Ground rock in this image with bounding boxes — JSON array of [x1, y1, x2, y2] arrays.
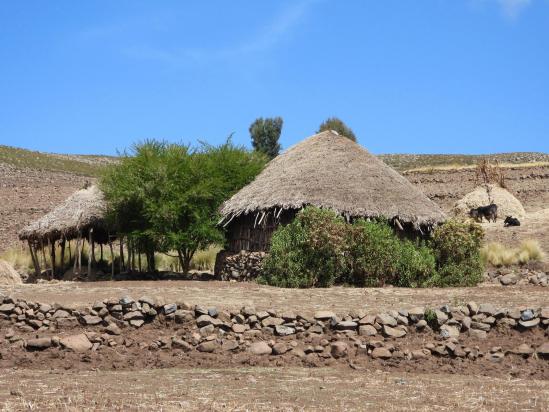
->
[[520, 309, 535, 321], [371, 347, 392, 359], [416, 319, 428, 329], [82, 315, 102, 326], [59, 334, 92, 352], [275, 325, 295, 336], [376, 313, 397, 327], [139, 296, 156, 307], [0, 303, 15, 313], [536, 342, 549, 357], [123, 311, 144, 321], [461, 317, 472, 331], [221, 340, 239, 351], [330, 341, 348, 358], [411, 349, 430, 359], [261, 317, 284, 327], [408, 307, 425, 322], [488, 352, 504, 363], [383, 325, 406, 338], [241, 306, 256, 317], [129, 319, 145, 328], [119, 296, 135, 305], [335, 321, 357, 331], [272, 342, 290, 355], [174, 310, 193, 323], [499, 274, 517, 285], [434, 309, 448, 325], [56, 317, 79, 328], [232, 324, 247, 333], [207, 308, 218, 318], [467, 302, 479, 315], [513, 343, 534, 356], [51, 309, 71, 319], [314, 311, 336, 321], [172, 338, 193, 352], [196, 315, 215, 327], [519, 318, 540, 328], [468, 329, 487, 339], [196, 341, 217, 353], [104, 323, 121, 335], [26, 337, 52, 350], [440, 325, 460, 339], [359, 325, 377, 336], [249, 341, 272, 355], [163, 303, 177, 315], [471, 322, 491, 332], [358, 314, 377, 325], [478, 304, 497, 316]]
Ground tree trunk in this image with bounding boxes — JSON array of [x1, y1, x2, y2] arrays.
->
[[100, 244, 103, 262], [49, 239, 56, 279], [138, 251, 142, 273], [60, 238, 66, 278], [108, 239, 114, 278], [119, 238, 125, 273], [88, 229, 93, 277]]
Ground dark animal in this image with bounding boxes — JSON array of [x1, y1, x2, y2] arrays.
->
[[469, 203, 498, 222], [504, 216, 520, 227]]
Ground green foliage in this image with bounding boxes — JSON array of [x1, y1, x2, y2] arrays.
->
[[424, 308, 438, 329], [101, 139, 266, 273], [427, 219, 484, 287], [346, 220, 436, 287], [261, 208, 347, 288], [317, 117, 357, 142], [249, 117, 283, 159]]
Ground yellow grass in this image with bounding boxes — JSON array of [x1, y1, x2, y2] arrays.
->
[[481, 240, 545, 267], [405, 161, 549, 174]]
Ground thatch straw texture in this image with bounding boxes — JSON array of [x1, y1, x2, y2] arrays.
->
[[452, 184, 526, 220], [220, 130, 446, 228], [18, 185, 107, 242]]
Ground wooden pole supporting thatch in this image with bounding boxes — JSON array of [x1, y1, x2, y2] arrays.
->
[[60, 238, 66, 277], [100, 244, 103, 262], [28, 240, 40, 277], [108, 236, 114, 278], [119, 238, 124, 273], [49, 239, 56, 279], [88, 228, 93, 277]]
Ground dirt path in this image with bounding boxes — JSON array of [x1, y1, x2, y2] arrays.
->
[[0, 367, 547, 411], [1, 281, 547, 315]]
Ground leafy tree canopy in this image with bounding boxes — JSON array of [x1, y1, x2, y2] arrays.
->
[[100, 139, 267, 273], [317, 117, 357, 142], [249, 117, 283, 159]]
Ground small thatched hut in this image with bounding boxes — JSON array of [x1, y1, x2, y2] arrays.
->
[[218, 130, 446, 258], [18, 184, 112, 277]]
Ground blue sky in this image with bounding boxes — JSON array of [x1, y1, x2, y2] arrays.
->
[[0, 0, 548, 155]]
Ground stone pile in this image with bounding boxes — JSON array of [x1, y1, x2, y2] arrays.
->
[[484, 268, 548, 287], [214, 250, 266, 281], [0, 294, 548, 362]]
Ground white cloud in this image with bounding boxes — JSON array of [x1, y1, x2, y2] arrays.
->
[[497, 0, 532, 19], [123, 0, 316, 67]]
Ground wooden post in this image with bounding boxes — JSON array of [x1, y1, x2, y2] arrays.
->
[[60, 238, 66, 277], [108, 237, 115, 278], [40, 240, 47, 275], [68, 239, 72, 263], [88, 228, 93, 277], [49, 239, 56, 279], [28, 240, 40, 277], [119, 237, 124, 273], [100, 244, 103, 262], [77, 231, 83, 275]]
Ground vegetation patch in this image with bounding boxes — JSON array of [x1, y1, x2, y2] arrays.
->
[[482, 240, 545, 267]]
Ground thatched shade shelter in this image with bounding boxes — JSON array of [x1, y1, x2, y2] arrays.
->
[[19, 185, 113, 277], [219, 130, 447, 252]]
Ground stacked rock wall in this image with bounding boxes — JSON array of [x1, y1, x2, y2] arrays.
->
[[214, 250, 266, 281]]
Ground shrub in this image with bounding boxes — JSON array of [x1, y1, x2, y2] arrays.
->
[[346, 220, 436, 287], [261, 207, 348, 288], [428, 219, 484, 287], [481, 240, 545, 267]]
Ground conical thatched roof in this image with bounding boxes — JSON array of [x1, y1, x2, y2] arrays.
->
[[19, 185, 107, 242], [220, 130, 446, 228]]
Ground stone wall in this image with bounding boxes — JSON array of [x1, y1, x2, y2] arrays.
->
[[214, 250, 266, 281], [1, 293, 548, 363]]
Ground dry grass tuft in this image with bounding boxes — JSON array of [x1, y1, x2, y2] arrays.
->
[[481, 240, 545, 267]]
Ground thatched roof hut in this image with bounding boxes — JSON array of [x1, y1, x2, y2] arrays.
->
[[219, 130, 446, 252], [19, 184, 108, 244]]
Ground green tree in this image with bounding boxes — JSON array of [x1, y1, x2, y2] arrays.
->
[[318, 117, 357, 142], [249, 117, 283, 159], [101, 139, 266, 274]]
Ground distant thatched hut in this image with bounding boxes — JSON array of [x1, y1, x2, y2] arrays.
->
[[18, 184, 112, 277], [215, 130, 446, 279]]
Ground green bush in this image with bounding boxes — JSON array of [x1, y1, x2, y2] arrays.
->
[[260, 208, 348, 288], [346, 219, 436, 287], [427, 219, 484, 287]]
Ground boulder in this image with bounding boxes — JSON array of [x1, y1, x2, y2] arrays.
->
[[196, 341, 217, 353], [440, 325, 460, 339], [330, 341, 348, 358], [82, 315, 102, 326], [275, 325, 296, 336], [26, 337, 52, 350], [249, 341, 272, 355], [358, 325, 377, 337], [59, 334, 92, 352], [314, 311, 336, 321], [371, 347, 392, 359], [383, 325, 406, 338]]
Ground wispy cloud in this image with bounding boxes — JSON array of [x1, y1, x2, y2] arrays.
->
[[497, 0, 531, 20], [124, 0, 315, 67]]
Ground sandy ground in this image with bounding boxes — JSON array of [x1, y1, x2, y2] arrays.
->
[[1, 281, 547, 315], [1, 367, 548, 411]]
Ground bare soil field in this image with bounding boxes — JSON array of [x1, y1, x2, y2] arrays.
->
[[1, 281, 548, 315], [1, 367, 548, 411]]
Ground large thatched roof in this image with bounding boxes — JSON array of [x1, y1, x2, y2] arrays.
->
[[19, 185, 108, 242], [220, 130, 446, 228]]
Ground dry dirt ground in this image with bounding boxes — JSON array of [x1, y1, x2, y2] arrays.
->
[[1, 367, 548, 411], [1, 281, 548, 315]]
